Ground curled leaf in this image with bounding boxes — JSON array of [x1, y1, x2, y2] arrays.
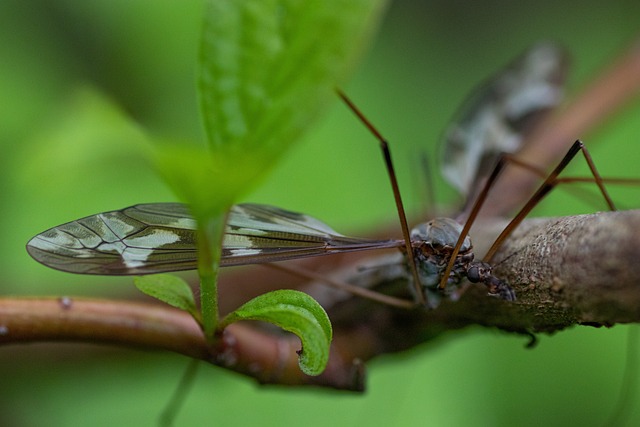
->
[[221, 289, 332, 376]]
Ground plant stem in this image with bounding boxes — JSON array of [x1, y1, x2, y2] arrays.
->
[[196, 212, 228, 343]]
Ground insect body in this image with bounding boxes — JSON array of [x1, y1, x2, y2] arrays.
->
[[410, 218, 514, 302]]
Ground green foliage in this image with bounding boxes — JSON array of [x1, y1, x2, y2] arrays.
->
[[157, 0, 386, 220], [134, 275, 200, 322], [198, 0, 386, 152], [153, 142, 264, 221], [221, 290, 333, 376], [22, 87, 153, 196]]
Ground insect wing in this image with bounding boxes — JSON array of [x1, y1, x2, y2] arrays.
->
[[26, 203, 401, 275], [441, 42, 569, 198], [26, 203, 197, 275], [222, 204, 401, 265]]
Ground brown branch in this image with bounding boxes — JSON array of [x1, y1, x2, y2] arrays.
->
[[0, 297, 207, 358], [482, 210, 640, 326], [319, 210, 640, 359], [1, 210, 639, 391], [0, 296, 365, 390]]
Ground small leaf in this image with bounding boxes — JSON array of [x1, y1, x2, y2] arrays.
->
[[221, 290, 332, 376], [134, 275, 200, 322]]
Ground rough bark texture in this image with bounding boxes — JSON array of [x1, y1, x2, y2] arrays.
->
[[483, 210, 640, 326]]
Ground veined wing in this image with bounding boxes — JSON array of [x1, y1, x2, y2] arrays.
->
[[26, 203, 403, 275], [441, 42, 569, 198]]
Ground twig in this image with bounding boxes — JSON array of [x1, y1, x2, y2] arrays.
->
[[320, 210, 640, 358], [0, 296, 365, 390]]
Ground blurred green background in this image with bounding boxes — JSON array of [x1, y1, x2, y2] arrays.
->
[[2, 0, 639, 426]]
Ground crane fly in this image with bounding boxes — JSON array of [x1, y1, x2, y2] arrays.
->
[[24, 199, 513, 304], [27, 43, 575, 308]]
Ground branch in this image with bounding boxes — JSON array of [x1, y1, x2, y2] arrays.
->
[[482, 209, 640, 326], [0, 296, 365, 390], [2, 210, 639, 391], [315, 210, 640, 359]]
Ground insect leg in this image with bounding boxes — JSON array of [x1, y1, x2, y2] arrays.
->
[[484, 140, 612, 262], [337, 89, 426, 306], [265, 263, 415, 309], [437, 155, 509, 290], [498, 153, 640, 210]]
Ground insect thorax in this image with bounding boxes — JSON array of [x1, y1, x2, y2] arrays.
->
[[409, 217, 474, 291]]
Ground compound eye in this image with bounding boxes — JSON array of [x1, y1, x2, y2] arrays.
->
[[467, 266, 480, 282]]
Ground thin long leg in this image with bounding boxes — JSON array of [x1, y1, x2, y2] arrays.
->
[[580, 142, 616, 210], [464, 140, 640, 424], [337, 90, 426, 306], [502, 154, 640, 187], [491, 154, 640, 212], [484, 140, 612, 262], [266, 263, 415, 309], [438, 139, 620, 290]]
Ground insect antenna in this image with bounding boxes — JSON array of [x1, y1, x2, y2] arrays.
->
[[337, 89, 426, 306]]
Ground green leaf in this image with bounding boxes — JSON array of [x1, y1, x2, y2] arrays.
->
[[221, 290, 332, 376], [134, 275, 200, 322], [199, 0, 387, 153], [158, 0, 387, 218]]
